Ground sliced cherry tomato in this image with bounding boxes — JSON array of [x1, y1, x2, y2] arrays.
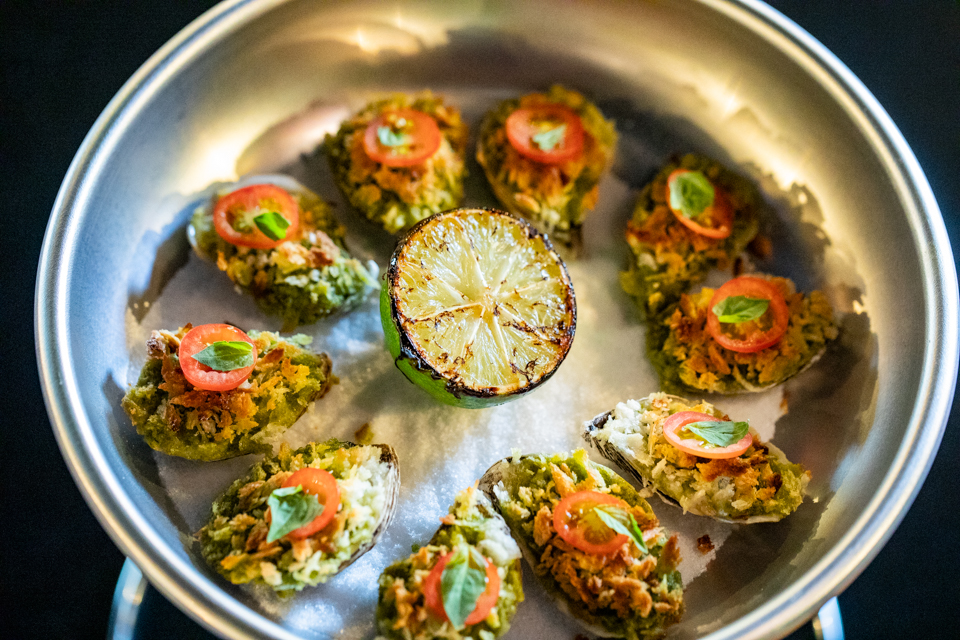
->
[[667, 169, 733, 239], [706, 276, 790, 353], [363, 108, 442, 167], [213, 184, 300, 250], [280, 467, 340, 540], [505, 104, 585, 164], [663, 411, 753, 459], [423, 551, 500, 626], [553, 490, 630, 555], [178, 324, 257, 392]]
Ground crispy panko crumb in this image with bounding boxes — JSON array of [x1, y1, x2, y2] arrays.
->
[[696, 535, 715, 554]]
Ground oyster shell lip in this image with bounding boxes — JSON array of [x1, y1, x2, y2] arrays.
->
[[336, 442, 401, 573], [581, 398, 807, 524], [478, 454, 682, 639]]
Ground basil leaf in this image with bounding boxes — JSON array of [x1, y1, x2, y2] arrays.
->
[[253, 211, 291, 241], [377, 125, 411, 148], [712, 295, 769, 323], [440, 546, 489, 629], [266, 485, 324, 543], [532, 124, 567, 152], [191, 340, 255, 372], [680, 420, 750, 448], [669, 170, 715, 219], [593, 507, 648, 554]]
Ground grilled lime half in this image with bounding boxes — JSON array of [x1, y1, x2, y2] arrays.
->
[[381, 208, 577, 408]]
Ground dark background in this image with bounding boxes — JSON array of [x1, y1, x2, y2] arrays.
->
[[1, 1, 958, 638]]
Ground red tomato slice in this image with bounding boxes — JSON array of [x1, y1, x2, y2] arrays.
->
[[553, 490, 630, 555], [706, 276, 790, 353], [667, 169, 733, 239], [663, 411, 753, 459], [281, 467, 340, 540], [363, 108, 442, 167], [423, 551, 500, 626], [213, 184, 300, 250], [178, 324, 257, 392], [505, 104, 585, 164]]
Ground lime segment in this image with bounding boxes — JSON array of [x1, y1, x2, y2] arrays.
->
[[384, 208, 576, 407]]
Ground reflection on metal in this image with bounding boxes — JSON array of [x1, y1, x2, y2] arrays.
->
[[107, 559, 147, 640], [813, 598, 845, 640]]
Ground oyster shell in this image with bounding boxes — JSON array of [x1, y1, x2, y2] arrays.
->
[[187, 174, 378, 330], [478, 450, 684, 639], [121, 326, 334, 461], [198, 439, 399, 592], [646, 276, 837, 395], [583, 393, 809, 524]]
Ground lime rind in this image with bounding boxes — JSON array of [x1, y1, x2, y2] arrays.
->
[[381, 284, 489, 408]]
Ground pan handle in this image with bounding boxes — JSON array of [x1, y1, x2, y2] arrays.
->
[[812, 597, 845, 640]]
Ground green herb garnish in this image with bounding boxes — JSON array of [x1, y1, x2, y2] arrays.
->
[[265, 486, 324, 543], [712, 295, 770, 323], [680, 420, 750, 448], [440, 545, 489, 629], [377, 125, 412, 148], [253, 211, 291, 241], [532, 124, 567, 152], [593, 506, 649, 554], [191, 340, 255, 372], [669, 170, 715, 220]]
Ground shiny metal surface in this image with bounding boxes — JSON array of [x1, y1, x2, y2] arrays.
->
[[36, 1, 958, 639], [812, 598, 844, 640], [108, 559, 147, 640]]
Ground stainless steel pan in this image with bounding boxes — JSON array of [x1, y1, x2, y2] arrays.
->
[[36, 1, 958, 638]]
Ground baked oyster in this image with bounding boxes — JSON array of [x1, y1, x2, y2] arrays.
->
[[325, 92, 469, 233], [584, 393, 810, 523], [647, 274, 838, 394], [479, 450, 683, 639], [121, 324, 333, 461], [476, 85, 617, 251], [198, 439, 399, 592], [188, 175, 378, 330], [377, 485, 523, 640], [620, 153, 761, 319]]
